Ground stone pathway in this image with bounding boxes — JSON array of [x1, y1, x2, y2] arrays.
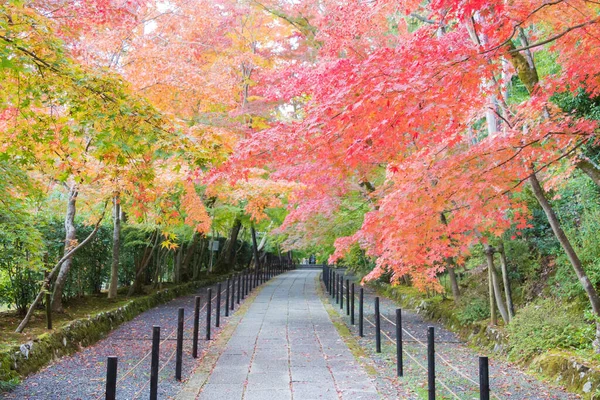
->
[[326, 269, 580, 400], [191, 269, 380, 400], [1, 276, 254, 400]]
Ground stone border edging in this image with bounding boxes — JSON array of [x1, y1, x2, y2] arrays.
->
[[0, 274, 231, 389], [370, 280, 600, 399]]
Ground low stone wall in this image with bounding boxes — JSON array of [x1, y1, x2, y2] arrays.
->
[[374, 282, 600, 399], [0, 274, 227, 389]]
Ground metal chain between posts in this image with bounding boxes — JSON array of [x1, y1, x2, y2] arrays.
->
[[96, 276, 238, 400], [129, 268, 282, 400], [329, 272, 499, 400], [100, 264, 293, 400]]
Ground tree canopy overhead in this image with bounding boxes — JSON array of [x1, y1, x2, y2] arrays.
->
[[3, 0, 600, 348]]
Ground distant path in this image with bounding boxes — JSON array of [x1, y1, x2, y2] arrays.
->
[[2, 277, 249, 400], [327, 269, 580, 400], [189, 269, 382, 400]]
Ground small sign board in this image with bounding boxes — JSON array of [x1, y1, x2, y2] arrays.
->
[[209, 240, 219, 251]]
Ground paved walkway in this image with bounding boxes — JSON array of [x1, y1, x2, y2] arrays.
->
[[194, 269, 380, 400], [327, 269, 579, 400], [2, 277, 246, 400]]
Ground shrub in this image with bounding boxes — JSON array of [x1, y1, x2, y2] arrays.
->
[[505, 298, 594, 362], [457, 297, 490, 324]]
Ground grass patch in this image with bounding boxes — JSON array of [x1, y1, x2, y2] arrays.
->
[[0, 274, 231, 389], [0, 283, 183, 352], [314, 275, 377, 376]]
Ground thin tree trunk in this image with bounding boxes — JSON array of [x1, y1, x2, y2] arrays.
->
[[108, 194, 120, 299], [153, 248, 165, 289], [484, 245, 510, 323], [440, 213, 460, 300], [498, 242, 515, 319], [16, 207, 106, 332], [181, 233, 200, 281], [128, 231, 159, 296], [251, 225, 260, 270], [174, 245, 183, 283], [486, 246, 497, 325], [447, 267, 460, 300], [193, 238, 207, 280], [529, 171, 600, 351], [216, 218, 242, 271], [577, 157, 600, 187], [52, 185, 78, 312]]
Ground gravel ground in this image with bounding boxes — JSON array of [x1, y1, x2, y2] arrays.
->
[[324, 269, 581, 400], [1, 274, 265, 400]]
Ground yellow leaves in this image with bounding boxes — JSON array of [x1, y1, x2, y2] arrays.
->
[[161, 231, 179, 250]]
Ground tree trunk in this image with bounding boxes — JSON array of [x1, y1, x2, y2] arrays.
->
[[128, 231, 159, 296], [577, 157, 600, 187], [52, 185, 78, 313], [174, 245, 183, 283], [16, 208, 106, 332], [486, 246, 497, 325], [108, 194, 121, 299], [498, 242, 515, 319], [215, 218, 242, 272], [447, 267, 460, 300], [193, 238, 207, 280], [440, 213, 460, 300], [529, 171, 600, 351], [484, 245, 510, 323], [251, 225, 260, 270], [181, 233, 200, 282]]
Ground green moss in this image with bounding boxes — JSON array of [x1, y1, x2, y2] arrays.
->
[[530, 350, 600, 399], [0, 273, 231, 391], [316, 275, 378, 376], [372, 280, 600, 398]]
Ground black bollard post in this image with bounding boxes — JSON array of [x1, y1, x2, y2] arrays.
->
[[346, 279, 350, 315], [351, 283, 355, 325], [246, 270, 250, 293], [175, 307, 184, 381], [396, 309, 403, 377], [231, 275, 236, 311], [359, 287, 364, 337], [330, 269, 333, 294], [237, 274, 241, 304], [216, 283, 221, 328], [192, 297, 200, 358], [428, 326, 435, 400], [241, 272, 245, 298], [105, 356, 117, 400], [150, 326, 160, 400], [241, 273, 245, 300], [339, 275, 343, 310], [206, 288, 212, 340], [332, 272, 336, 300], [335, 274, 339, 304], [45, 292, 52, 330], [479, 356, 489, 400], [375, 297, 381, 353], [245, 270, 249, 296], [225, 278, 230, 317]]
